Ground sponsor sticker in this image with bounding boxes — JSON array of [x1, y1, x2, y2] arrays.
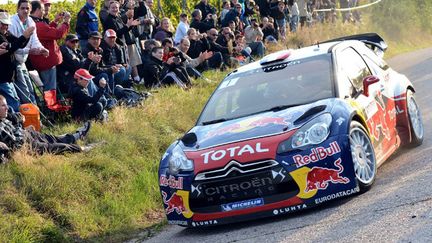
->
[[273, 204, 307, 215], [162, 191, 186, 215], [200, 142, 270, 164], [292, 141, 341, 167], [168, 220, 188, 226], [191, 220, 218, 227], [305, 158, 349, 192], [314, 187, 360, 204], [159, 175, 184, 189], [221, 198, 264, 212]]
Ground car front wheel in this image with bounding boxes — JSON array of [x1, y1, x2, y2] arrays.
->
[[406, 90, 424, 147], [349, 121, 377, 192]]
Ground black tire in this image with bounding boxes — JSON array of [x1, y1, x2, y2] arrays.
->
[[349, 121, 377, 192], [406, 90, 424, 147]]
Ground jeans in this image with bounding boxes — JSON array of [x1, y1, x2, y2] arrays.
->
[[114, 66, 132, 88], [79, 40, 89, 56], [39, 67, 57, 91], [290, 15, 299, 32], [15, 63, 36, 104], [0, 82, 20, 112], [247, 41, 266, 57]]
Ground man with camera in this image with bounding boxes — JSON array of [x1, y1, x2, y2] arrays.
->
[[0, 10, 33, 112], [29, 1, 70, 93], [190, 9, 216, 34], [244, 18, 266, 57]]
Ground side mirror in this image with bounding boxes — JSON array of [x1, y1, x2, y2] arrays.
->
[[181, 132, 197, 147], [363, 75, 380, 97]]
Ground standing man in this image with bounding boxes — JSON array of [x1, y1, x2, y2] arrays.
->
[[0, 11, 33, 112], [9, 0, 49, 105], [173, 13, 189, 45], [29, 1, 70, 92], [75, 0, 99, 55]]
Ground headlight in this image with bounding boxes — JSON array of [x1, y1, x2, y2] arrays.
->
[[168, 145, 194, 175], [278, 113, 332, 153]]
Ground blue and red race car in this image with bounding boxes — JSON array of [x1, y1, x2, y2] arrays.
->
[[158, 33, 424, 227]]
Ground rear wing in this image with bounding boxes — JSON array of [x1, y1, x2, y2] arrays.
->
[[322, 33, 388, 53]]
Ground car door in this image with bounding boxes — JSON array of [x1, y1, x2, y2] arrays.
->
[[335, 46, 392, 161]]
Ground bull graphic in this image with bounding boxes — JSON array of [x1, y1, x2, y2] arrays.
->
[[162, 191, 185, 214], [305, 158, 350, 192]]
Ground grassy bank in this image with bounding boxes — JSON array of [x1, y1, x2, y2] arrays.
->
[[1, 2, 432, 243]]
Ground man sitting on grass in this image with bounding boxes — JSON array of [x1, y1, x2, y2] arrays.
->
[[0, 95, 93, 163]]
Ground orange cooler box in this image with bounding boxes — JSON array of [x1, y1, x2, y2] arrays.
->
[[19, 104, 41, 131]]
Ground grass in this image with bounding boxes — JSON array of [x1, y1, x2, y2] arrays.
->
[[1, 6, 432, 243]]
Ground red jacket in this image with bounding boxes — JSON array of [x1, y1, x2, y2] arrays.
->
[[29, 18, 69, 71]]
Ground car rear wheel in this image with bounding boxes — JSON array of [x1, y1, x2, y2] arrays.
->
[[349, 121, 377, 192], [406, 90, 424, 147]]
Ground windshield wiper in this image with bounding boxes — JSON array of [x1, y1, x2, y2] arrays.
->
[[202, 118, 229, 125]]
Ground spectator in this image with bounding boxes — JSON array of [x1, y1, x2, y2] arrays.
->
[[138, 38, 160, 79], [29, 1, 70, 92], [206, 28, 235, 67], [289, 0, 299, 32], [222, 3, 242, 27], [0, 11, 32, 112], [186, 28, 209, 59], [173, 13, 189, 45], [271, 0, 287, 40], [298, 0, 308, 28], [100, 29, 132, 88], [141, 46, 190, 88], [57, 34, 92, 94], [84, 31, 117, 95], [178, 37, 213, 72], [69, 68, 107, 121], [244, 18, 266, 57], [256, 0, 271, 17], [0, 94, 92, 158], [190, 9, 216, 34], [75, 0, 99, 54], [194, 0, 217, 21], [153, 17, 174, 42], [9, 0, 49, 105], [261, 16, 278, 43], [220, 1, 231, 23], [40, 0, 51, 23], [102, 1, 141, 83], [134, 0, 157, 41], [99, 0, 111, 23]]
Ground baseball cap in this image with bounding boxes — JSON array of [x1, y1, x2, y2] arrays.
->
[[104, 29, 117, 38], [89, 31, 102, 39], [74, 69, 94, 80], [0, 12, 12, 25], [65, 34, 79, 42], [41, 0, 51, 5]]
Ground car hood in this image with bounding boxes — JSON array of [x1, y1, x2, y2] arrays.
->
[[185, 99, 336, 150]]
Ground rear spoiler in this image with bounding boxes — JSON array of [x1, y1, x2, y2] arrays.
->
[[322, 33, 388, 52]]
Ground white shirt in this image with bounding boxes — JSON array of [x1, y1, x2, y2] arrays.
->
[[174, 21, 189, 45], [9, 14, 44, 63]]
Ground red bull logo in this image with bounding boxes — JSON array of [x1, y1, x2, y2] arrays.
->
[[204, 116, 290, 139], [159, 175, 184, 189], [162, 191, 186, 214], [305, 158, 350, 192], [292, 141, 341, 167]]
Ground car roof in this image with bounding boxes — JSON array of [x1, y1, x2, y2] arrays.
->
[[233, 41, 343, 75]]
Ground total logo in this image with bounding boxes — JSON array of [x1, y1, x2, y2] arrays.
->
[[200, 142, 269, 164], [292, 141, 341, 167]]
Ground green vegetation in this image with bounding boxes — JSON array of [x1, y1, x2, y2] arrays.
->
[[0, 0, 431, 242]]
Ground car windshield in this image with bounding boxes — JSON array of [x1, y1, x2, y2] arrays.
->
[[198, 54, 334, 125]]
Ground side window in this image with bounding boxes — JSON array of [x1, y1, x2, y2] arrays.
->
[[338, 48, 372, 92]]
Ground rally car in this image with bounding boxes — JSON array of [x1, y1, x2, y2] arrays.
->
[[158, 33, 424, 227]]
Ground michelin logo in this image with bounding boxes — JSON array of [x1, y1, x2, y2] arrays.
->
[[221, 198, 264, 212]]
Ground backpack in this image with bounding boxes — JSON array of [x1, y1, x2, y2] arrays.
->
[[114, 85, 151, 107]]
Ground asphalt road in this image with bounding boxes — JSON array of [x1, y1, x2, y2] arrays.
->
[[143, 48, 432, 243]]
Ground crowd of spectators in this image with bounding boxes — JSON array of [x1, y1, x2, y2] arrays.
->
[[0, 0, 362, 159]]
